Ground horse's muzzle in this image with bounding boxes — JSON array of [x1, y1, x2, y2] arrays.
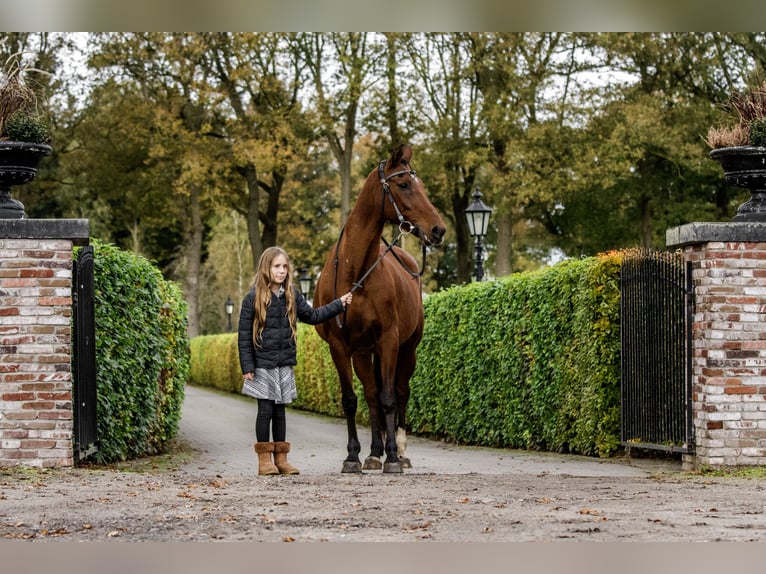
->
[[428, 225, 446, 246], [412, 224, 446, 247]]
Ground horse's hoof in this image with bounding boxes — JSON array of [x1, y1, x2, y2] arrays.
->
[[383, 461, 403, 474], [362, 456, 383, 471], [342, 461, 363, 473], [400, 457, 412, 469]]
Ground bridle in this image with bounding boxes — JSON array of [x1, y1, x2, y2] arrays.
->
[[332, 159, 429, 327]]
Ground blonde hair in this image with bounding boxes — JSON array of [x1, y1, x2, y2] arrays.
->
[[251, 246, 297, 347]]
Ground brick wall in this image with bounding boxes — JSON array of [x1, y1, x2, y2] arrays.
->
[[684, 240, 766, 466], [0, 219, 89, 468], [668, 222, 766, 469]]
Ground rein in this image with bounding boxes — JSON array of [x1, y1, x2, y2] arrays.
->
[[332, 160, 427, 328]]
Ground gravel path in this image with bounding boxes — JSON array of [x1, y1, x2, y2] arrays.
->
[[1, 385, 765, 543]]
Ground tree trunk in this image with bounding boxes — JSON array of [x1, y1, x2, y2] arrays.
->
[[262, 169, 284, 248], [640, 195, 652, 249], [184, 183, 204, 338], [452, 187, 471, 284], [495, 212, 512, 277], [245, 163, 262, 270]]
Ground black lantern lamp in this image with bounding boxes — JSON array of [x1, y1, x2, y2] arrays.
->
[[464, 186, 493, 281], [225, 296, 234, 332], [298, 268, 312, 298]]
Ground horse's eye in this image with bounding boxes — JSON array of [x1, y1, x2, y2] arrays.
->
[[397, 182, 409, 190]]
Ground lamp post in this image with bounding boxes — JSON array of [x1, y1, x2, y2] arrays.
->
[[464, 186, 493, 282], [298, 268, 313, 298], [225, 296, 234, 332]]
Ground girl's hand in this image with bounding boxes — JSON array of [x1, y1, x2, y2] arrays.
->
[[244, 372, 254, 381], [340, 292, 353, 307]]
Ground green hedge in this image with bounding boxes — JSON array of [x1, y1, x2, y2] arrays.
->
[[189, 252, 623, 457], [85, 240, 190, 463], [408, 252, 622, 457], [188, 333, 241, 394]]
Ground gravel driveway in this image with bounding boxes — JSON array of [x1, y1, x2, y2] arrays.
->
[[1, 384, 765, 543]]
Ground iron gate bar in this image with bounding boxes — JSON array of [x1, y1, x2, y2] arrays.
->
[[620, 249, 693, 454], [685, 260, 695, 452], [73, 245, 98, 460]]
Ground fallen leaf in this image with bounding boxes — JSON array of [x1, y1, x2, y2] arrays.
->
[[404, 521, 432, 531], [283, 536, 295, 542], [579, 508, 600, 515]]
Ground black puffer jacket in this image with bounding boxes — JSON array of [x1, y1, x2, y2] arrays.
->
[[238, 286, 344, 373]]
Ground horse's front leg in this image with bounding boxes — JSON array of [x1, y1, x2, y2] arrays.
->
[[330, 343, 361, 473], [341, 389, 362, 473], [378, 347, 402, 474], [353, 354, 385, 470]]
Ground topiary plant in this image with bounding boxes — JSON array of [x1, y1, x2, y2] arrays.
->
[[748, 117, 766, 148], [3, 110, 50, 144]]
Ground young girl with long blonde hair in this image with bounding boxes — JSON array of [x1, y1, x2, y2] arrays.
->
[[237, 246, 352, 475]]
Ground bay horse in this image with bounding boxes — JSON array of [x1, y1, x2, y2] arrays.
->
[[314, 144, 446, 473]]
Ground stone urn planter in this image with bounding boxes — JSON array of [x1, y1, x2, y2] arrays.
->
[[710, 145, 766, 222], [0, 141, 52, 219]]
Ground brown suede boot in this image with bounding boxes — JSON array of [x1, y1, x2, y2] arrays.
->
[[253, 442, 278, 475], [273, 441, 300, 475]]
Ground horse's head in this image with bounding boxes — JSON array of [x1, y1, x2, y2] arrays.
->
[[375, 145, 446, 246]]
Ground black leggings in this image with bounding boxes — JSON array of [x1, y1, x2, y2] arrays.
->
[[255, 399, 286, 443]]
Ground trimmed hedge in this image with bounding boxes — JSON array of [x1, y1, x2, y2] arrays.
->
[[188, 333, 241, 394], [189, 251, 623, 457], [408, 252, 622, 457], [85, 240, 190, 463]]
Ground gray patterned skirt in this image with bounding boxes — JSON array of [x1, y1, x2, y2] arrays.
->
[[241, 366, 297, 404]]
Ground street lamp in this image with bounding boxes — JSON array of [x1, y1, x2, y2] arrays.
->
[[464, 186, 493, 282], [298, 268, 313, 298], [225, 296, 234, 332]]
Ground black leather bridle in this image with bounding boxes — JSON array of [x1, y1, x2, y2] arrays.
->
[[332, 160, 428, 327]]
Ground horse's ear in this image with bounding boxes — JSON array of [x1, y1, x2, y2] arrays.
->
[[390, 144, 412, 167]]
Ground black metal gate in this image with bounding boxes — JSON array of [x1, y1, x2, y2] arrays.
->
[[72, 245, 98, 460], [620, 249, 694, 454]]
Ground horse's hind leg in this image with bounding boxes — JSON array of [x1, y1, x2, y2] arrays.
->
[[353, 353, 385, 471], [394, 338, 418, 469], [330, 343, 362, 473]]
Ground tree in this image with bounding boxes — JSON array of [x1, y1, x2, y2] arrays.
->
[[197, 32, 318, 269], [83, 32, 227, 337], [294, 33, 382, 226], [468, 33, 592, 275], [404, 33, 487, 284], [557, 33, 747, 252]]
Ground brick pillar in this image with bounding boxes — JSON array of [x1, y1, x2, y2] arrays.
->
[[667, 222, 766, 469], [0, 219, 89, 468]]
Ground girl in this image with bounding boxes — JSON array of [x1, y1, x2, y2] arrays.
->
[[237, 246, 352, 475]]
